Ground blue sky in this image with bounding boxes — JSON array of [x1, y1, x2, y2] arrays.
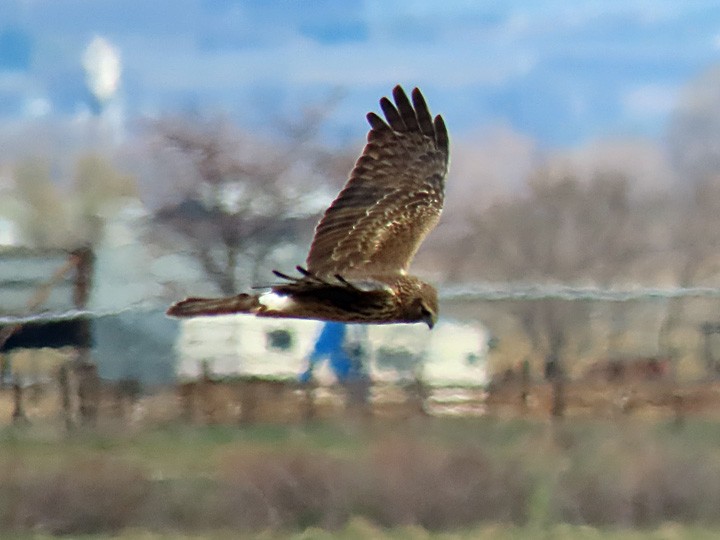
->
[[2, 0, 720, 147]]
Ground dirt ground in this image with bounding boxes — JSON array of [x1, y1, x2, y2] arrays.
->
[[3, 373, 720, 428]]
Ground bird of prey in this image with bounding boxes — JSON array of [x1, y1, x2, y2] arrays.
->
[[167, 85, 449, 328]]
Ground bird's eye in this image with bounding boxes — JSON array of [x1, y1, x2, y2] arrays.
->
[[419, 302, 432, 318]]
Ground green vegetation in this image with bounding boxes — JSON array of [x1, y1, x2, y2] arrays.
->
[[1, 418, 720, 537]]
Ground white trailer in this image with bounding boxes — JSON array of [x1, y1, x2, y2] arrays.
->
[[177, 316, 488, 388]]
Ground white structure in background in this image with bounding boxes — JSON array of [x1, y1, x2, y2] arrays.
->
[[81, 35, 125, 146], [176, 316, 488, 388], [367, 321, 488, 387], [91, 199, 209, 314], [83, 36, 121, 106], [178, 316, 323, 381], [90, 200, 156, 312], [0, 218, 19, 246]]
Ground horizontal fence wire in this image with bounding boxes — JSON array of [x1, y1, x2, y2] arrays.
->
[[3, 283, 720, 325], [442, 283, 720, 302]]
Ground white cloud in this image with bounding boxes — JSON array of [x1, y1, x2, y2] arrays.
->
[[23, 97, 51, 117], [622, 84, 679, 118]]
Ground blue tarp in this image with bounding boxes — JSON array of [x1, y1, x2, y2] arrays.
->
[[301, 322, 367, 383]]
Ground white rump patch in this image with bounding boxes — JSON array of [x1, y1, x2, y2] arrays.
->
[[259, 292, 295, 311]]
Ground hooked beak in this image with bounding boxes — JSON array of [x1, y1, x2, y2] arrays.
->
[[424, 313, 436, 330]]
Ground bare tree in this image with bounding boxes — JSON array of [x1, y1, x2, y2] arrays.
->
[[8, 154, 138, 250], [661, 64, 720, 366], [656, 180, 720, 361], [666, 65, 720, 188], [465, 171, 646, 283], [461, 170, 651, 415], [147, 106, 351, 296], [12, 160, 71, 248]]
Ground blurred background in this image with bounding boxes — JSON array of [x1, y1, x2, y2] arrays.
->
[[5, 2, 720, 536], [5, 0, 720, 408]]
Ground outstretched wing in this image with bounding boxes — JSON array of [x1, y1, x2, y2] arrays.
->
[[306, 86, 449, 277], [270, 267, 396, 316]]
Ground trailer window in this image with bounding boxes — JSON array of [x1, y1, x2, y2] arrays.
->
[[266, 329, 293, 351]]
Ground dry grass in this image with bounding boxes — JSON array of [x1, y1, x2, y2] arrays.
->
[[553, 434, 720, 526], [0, 418, 719, 535], [0, 457, 151, 534]]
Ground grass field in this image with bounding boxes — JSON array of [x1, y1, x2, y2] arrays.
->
[[3, 417, 720, 538], [11, 521, 720, 539]]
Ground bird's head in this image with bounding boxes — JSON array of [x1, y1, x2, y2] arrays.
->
[[410, 284, 438, 329]]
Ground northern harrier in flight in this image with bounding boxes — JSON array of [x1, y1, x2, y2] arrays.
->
[[167, 86, 449, 328]]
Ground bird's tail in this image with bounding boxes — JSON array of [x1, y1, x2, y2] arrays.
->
[[166, 293, 261, 318]]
